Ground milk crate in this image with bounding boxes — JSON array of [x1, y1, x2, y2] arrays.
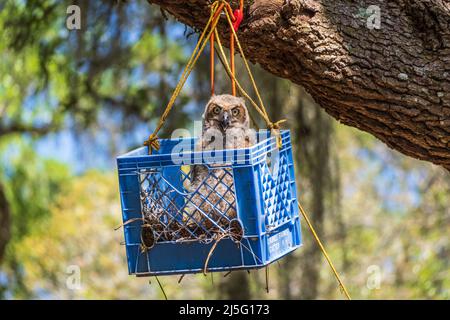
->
[[117, 130, 302, 276]]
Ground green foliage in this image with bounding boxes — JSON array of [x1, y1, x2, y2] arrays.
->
[[0, 140, 71, 298], [0, 0, 190, 134], [1, 142, 70, 240]]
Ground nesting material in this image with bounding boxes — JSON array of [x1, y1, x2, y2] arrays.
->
[[140, 209, 244, 246], [139, 165, 243, 249]]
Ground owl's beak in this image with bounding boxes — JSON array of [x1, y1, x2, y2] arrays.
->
[[220, 111, 231, 130]]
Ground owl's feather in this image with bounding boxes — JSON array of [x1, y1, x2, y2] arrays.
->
[[184, 94, 256, 234]]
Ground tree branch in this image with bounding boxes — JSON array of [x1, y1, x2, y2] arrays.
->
[[148, 0, 450, 170], [0, 122, 57, 136]]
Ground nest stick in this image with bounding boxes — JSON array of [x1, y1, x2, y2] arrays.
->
[[155, 276, 168, 300], [223, 271, 232, 278], [114, 217, 144, 231], [203, 233, 228, 275]]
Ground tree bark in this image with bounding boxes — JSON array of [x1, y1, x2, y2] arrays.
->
[[148, 0, 450, 170], [294, 87, 333, 299], [0, 183, 11, 264]]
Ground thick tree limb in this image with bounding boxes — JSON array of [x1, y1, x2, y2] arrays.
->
[[148, 0, 450, 170]]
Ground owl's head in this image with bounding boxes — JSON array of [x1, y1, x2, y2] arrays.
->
[[203, 94, 249, 130]]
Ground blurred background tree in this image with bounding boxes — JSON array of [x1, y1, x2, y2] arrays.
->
[[0, 0, 448, 299]]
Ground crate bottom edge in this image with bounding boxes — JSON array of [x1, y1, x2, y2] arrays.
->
[[131, 243, 302, 277]]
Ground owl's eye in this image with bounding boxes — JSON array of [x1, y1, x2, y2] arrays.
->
[[212, 106, 221, 115], [232, 108, 240, 116]]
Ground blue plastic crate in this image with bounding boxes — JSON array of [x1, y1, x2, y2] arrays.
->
[[117, 130, 302, 276]]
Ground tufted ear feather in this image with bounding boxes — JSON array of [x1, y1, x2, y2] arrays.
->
[[238, 97, 250, 127]]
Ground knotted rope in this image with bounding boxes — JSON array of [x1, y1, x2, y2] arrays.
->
[[144, 0, 285, 152]]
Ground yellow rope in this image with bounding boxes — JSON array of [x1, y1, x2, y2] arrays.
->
[[213, 29, 270, 126], [297, 201, 352, 300], [212, 28, 286, 149], [144, 1, 224, 153], [142, 0, 351, 300], [222, 8, 284, 148], [144, 0, 285, 152], [223, 10, 268, 120], [219, 10, 351, 299]]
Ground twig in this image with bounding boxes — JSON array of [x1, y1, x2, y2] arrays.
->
[[114, 217, 144, 231], [203, 233, 228, 275], [155, 276, 168, 300], [223, 271, 232, 277]]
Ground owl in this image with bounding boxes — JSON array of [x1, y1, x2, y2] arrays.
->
[[184, 94, 256, 235]]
